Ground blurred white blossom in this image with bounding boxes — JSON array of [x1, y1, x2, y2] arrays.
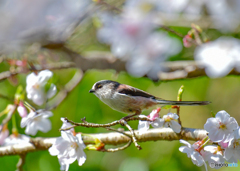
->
[[204, 110, 238, 143], [0, 0, 91, 53], [205, 0, 240, 32], [97, 10, 156, 58], [21, 110, 53, 135], [26, 70, 56, 106], [195, 37, 240, 78], [49, 119, 86, 171], [126, 32, 181, 78], [154, 0, 240, 32], [3, 134, 30, 146], [97, 6, 181, 79]]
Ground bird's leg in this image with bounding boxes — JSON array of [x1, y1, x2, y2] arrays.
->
[[120, 109, 141, 124]]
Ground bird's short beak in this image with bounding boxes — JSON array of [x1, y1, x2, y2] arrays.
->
[[89, 89, 95, 93]]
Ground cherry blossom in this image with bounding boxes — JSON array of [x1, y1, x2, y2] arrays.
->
[[158, 113, 181, 133], [204, 110, 238, 142], [224, 128, 240, 163], [49, 118, 86, 171], [179, 140, 207, 171], [138, 108, 161, 133], [203, 145, 225, 169], [20, 110, 53, 136], [26, 70, 57, 106]]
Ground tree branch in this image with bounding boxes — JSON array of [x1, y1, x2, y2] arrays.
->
[[0, 62, 75, 82], [3, 50, 240, 81], [0, 127, 207, 156], [71, 51, 240, 80]]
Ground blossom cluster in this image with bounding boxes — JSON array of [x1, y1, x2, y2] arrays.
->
[[0, 70, 56, 145], [179, 110, 240, 170], [20, 70, 56, 135], [0, 69, 87, 171], [138, 108, 181, 134], [96, 0, 240, 79]]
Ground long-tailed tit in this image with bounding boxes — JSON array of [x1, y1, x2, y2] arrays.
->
[[89, 80, 210, 117]]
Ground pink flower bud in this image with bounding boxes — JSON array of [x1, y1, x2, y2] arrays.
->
[[148, 108, 161, 121], [183, 35, 193, 48], [17, 101, 27, 118], [0, 125, 9, 145]]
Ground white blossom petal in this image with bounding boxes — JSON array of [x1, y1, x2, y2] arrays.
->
[[151, 118, 162, 128], [21, 110, 53, 135], [179, 140, 207, 170], [138, 115, 150, 133], [170, 120, 181, 133], [204, 110, 238, 142], [26, 70, 56, 106]]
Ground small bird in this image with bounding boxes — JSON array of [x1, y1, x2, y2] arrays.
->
[[89, 80, 210, 118]]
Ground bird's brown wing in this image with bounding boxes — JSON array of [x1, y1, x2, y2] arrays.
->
[[117, 84, 157, 99]]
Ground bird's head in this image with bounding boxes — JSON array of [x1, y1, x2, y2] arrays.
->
[[89, 80, 120, 98]]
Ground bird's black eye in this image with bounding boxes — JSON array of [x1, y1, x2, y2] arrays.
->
[[97, 84, 102, 89]]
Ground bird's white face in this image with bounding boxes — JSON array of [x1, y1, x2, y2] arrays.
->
[[89, 80, 115, 100]]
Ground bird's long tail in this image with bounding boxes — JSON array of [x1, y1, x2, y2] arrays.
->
[[156, 99, 210, 106]]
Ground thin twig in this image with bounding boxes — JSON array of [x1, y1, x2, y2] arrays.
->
[[16, 154, 26, 171], [105, 127, 132, 138], [177, 107, 181, 126], [1, 104, 17, 126], [60, 117, 151, 131], [102, 127, 132, 152], [0, 93, 13, 102], [62, 117, 149, 150], [172, 106, 181, 126], [0, 62, 75, 82], [120, 120, 142, 150], [97, 0, 122, 13], [102, 140, 132, 152], [159, 25, 184, 38]]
